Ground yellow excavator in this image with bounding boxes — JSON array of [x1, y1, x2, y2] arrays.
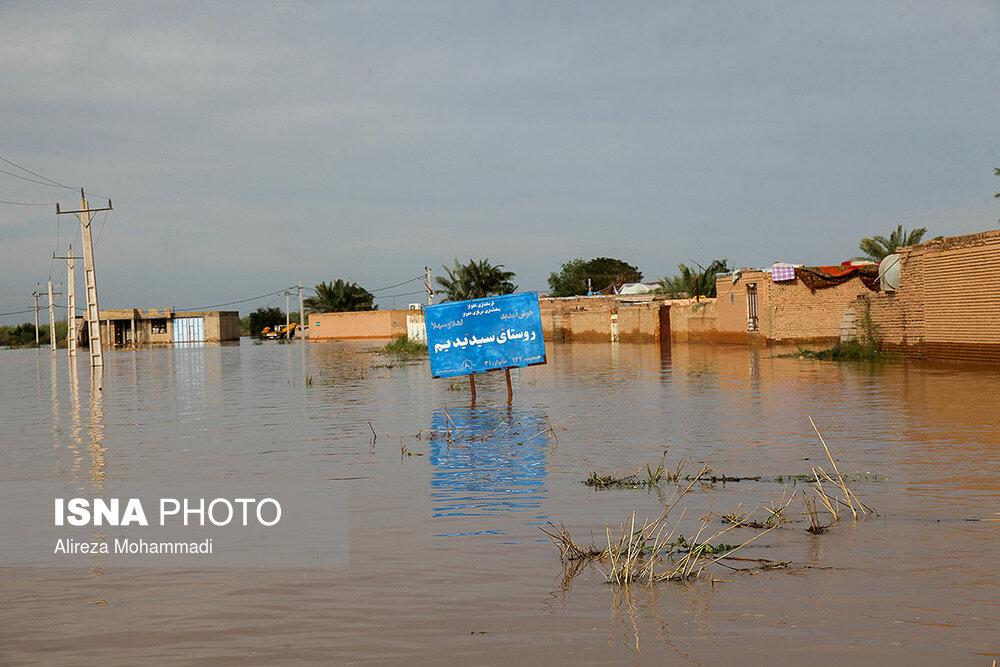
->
[[259, 322, 298, 340]]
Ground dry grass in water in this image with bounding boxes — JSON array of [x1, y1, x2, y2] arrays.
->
[[721, 491, 796, 529], [543, 462, 786, 586], [799, 417, 877, 532]]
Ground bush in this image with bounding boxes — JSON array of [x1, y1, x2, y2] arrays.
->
[[382, 336, 427, 355]]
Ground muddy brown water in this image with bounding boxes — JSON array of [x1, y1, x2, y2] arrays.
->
[[2, 341, 998, 665]]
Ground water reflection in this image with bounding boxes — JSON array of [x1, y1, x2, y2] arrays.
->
[[428, 406, 551, 519], [173, 344, 207, 435], [68, 359, 83, 484], [49, 354, 59, 449], [87, 366, 106, 490]]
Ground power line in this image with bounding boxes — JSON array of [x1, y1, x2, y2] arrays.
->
[[0, 306, 66, 318], [0, 154, 75, 189], [375, 289, 426, 299], [94, 209, 110, 244], [0, 198, 58, 206], [0, 166, 71, 189], [173, 287, 296, 313], [368, 275, 424, 293]]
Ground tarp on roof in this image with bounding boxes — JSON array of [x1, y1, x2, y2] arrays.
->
[[795, 264, 880, 292], [616, 282, 657, 295]]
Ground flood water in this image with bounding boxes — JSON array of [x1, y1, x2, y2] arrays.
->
[[2, 340, 999, 665]]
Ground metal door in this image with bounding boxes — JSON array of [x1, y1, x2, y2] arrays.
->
[[174, 317, 205, 343]]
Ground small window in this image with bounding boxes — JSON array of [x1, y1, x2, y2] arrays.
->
[[151, 319, 167, 334]]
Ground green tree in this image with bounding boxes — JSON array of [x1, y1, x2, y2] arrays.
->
[[659, 259, 729, 299], [304, 279, 376, 313], [435, 259, 516, 302], [0, 322, 39, 347], [247, 307, 286, 337], [547, 257, 643, 297], [857, 225, 927, 262]]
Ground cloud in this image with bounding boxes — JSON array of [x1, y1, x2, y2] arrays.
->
[[2, 1, 998, 322]]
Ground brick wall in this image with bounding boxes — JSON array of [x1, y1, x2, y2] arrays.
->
[[766, 277, 870, 343], [668, 299, 740, 342], [566, 310, 612, 342], [539, 296, 666, 342], [715, 269, 872, 344], [310, 310, 410, 340], [715, 273, 750, 336], [867, 229, 1000, 362]]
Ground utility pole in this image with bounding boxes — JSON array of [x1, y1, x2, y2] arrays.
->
[[41, 281, 64, 353], [32, 291, 41, 346], [285, 290, 290, 337], [56, 191, 112, 368], [47, 280, 56, 353], [54, 247, 77, 357], [425, 266, 433, 306], [298, 281, 305, 332]]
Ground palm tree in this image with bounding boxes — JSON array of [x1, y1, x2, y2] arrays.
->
[[857, 225, 927, 262], [658, 259, 728, 299], [435, 259, 517, 302], [303, 279, 376, 313]]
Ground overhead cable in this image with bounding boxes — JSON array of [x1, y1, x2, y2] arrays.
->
[[0, 154, 75, 189], [368, 275, 424, 292], [174, 287, 296, 313], [0, 198, 58, 207], [375, 289, 426, 299]]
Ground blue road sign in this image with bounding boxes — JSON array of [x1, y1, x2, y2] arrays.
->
[[424, 292, 546, 379]]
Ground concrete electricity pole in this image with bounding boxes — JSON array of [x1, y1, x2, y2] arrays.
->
[[32, 291, 41, 345], [298, 281, 305, 332], [47, 280, 57, 353], [40, 281, 63, 353], [285, 290, 290, 336], [56, 191, 112, 368], [425, 266, 433, 306], [54, 247, 77, 357]]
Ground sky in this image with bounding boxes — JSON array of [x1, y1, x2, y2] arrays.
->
[[1, 1, 998, 324]]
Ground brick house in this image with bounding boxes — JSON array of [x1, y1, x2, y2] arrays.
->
[[714, 264, 877, 345], [862, 229, 1000, 363]]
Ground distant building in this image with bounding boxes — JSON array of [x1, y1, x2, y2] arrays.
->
[[96, 309, 239, 348], [539, 294, 670, 343], [309, 309, 416, 340]]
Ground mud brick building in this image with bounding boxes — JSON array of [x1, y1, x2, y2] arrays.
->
[[709, 229, 1000, 363], [714, 265, 874, 345], [309, 309, 417, 340], [862, 229, 1000, 363]]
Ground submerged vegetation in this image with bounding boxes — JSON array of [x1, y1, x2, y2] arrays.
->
[[583, 457, 684, 489], [381, 335, 428, 355], [553, 419, 876, 590], [546, 463, 785, 586], [793, 342, 893, 362]]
